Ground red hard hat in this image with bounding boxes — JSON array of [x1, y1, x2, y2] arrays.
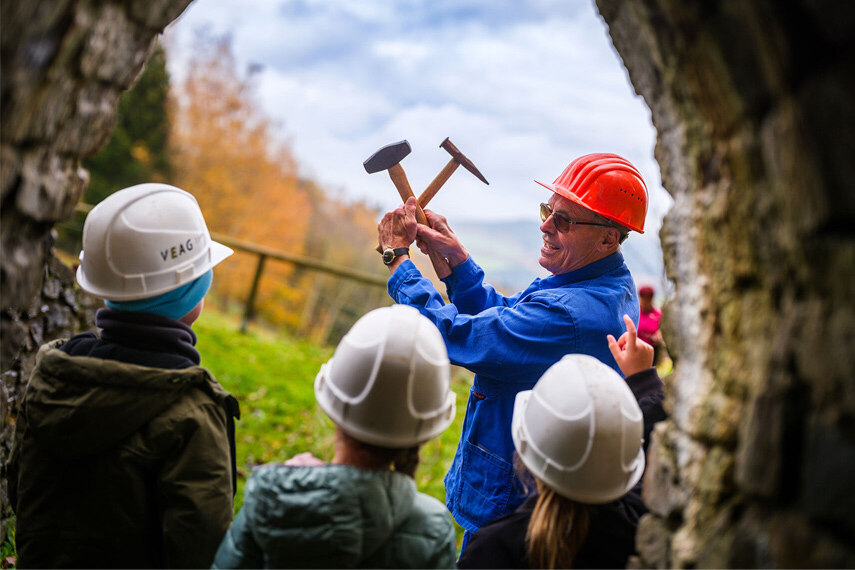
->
[[638, 285, 654, 296], [536, 153, 648, 233]]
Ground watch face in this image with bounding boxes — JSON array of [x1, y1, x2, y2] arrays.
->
[[382, 248, 395, 264]]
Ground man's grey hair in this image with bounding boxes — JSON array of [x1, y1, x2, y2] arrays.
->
[[592, 212, 630, 244]]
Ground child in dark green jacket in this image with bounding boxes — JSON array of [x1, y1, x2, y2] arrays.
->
[[9, 184, 238, 568], [213, 304, 458, 569]]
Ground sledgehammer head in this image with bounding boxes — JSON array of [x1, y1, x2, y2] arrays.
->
[[364, 140, 412, 174]]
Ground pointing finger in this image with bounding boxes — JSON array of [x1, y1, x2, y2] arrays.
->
[[623, 314, 637, 348]]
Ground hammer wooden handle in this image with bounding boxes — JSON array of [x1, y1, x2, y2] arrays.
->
[[383, 164, 451, 276], [418, 159, 460, 209], [388, 164, 429, 225], [374, 159, 449, 252]]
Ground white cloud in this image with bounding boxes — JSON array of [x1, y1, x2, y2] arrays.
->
[[372, 41, 433, 74], [166, 0, 673, 280]]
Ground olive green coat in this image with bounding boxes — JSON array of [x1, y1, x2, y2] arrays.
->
[[9, 340, 239, 569], [213, 464, 458, 569]]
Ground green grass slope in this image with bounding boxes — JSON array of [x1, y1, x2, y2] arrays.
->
[[195, 309, 472, 526]]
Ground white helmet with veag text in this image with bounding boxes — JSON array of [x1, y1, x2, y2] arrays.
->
[[512, 354, 645, 504], [315, 304, 456, 447], [76, 183, 233, 300]]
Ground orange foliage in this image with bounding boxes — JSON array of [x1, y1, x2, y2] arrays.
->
[[297, 181, 392, 344], [170, 33, 312, 327]]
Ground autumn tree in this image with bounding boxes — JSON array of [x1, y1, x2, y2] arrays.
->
[[170, 32, 398, 339], [297, 180, 391, 344], [170, 32, 312, 328]]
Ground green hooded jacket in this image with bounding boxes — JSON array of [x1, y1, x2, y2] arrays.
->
[[8, 339, 240, 569], [213, 464, 457, 569]]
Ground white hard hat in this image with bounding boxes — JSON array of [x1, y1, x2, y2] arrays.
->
[[512, 354, 645, 504], [76, 183, 233, 300], [315, 304, 456, 447]]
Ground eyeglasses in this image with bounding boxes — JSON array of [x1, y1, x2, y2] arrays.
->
[[539, 203, 612, 233]]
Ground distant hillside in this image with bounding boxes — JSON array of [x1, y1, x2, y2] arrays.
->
[[451, 219, 669, 297]]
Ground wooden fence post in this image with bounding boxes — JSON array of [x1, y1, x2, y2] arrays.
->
[[241, 253, 267, 333]]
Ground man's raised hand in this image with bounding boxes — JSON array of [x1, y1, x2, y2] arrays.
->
[[377, 196, 418, 249], [415, 209, 469, 268]]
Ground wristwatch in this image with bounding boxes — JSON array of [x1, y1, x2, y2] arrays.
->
[[382, 247, 409, 265]]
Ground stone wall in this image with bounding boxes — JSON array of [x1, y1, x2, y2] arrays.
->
[[0, 0, 193, 545], [3, 0, 854, 565], [596, 0, 855, 566]]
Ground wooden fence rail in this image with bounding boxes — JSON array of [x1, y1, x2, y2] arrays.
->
[[69, 203, 388, 333]]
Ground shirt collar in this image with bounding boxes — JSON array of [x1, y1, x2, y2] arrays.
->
[[539, 251, 626, 288]]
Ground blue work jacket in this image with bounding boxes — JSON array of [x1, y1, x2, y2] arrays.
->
[[387, 251, 639, 533]]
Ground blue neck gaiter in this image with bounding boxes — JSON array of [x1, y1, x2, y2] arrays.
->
[[106, 270, 213, 320]]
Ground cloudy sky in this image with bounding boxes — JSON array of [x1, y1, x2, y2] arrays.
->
[[165, 0, 672, 283]]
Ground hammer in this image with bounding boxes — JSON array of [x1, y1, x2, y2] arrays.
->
[[364, 141, 450, 274], [364, 140, 430, 226], [418, 137, 489, 209]]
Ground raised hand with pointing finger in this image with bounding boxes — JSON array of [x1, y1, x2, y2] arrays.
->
[[607, 314, 655, 377]]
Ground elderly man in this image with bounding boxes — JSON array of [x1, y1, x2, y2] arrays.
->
[[376, 153, 648, 550]]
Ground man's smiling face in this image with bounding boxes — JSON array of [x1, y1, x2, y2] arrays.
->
[[538, 194, 612, 275]]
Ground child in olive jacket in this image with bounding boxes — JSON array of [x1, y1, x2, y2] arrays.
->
[[9, 184, 239, 568]]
